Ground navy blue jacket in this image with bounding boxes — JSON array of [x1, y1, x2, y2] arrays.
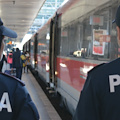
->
[[0, 73, 39, 120], [73, 58, 120, 120], [13, 50, 22, 68]]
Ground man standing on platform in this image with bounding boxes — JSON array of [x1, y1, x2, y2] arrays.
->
[[13, 48, 23, 79]]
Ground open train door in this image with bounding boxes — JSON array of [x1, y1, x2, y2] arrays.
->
[[49, 13, 59, 88]]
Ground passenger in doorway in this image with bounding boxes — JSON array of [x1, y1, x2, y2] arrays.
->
[[12, 48, 23, 79], [73, 5, 120, 120]]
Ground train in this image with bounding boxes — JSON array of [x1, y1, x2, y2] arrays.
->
[[23, 0, 120, 116]]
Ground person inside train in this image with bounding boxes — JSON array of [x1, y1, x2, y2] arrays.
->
[[73, 5, 120, 120], [0, 18, 40, 120]]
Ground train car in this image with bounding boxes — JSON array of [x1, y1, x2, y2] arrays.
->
[[23, 0, 120, 116]]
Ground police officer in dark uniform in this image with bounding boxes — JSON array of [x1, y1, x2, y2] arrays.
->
[[73, 6, 120, 120], [0, 18, 39, 120]]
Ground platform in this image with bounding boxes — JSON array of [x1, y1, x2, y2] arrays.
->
[[2, 63, 62, 120]]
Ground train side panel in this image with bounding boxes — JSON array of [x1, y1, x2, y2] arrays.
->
[[56, 56, 106, 114], [37, 53, 49, 82], [24, 0, 120, 117]]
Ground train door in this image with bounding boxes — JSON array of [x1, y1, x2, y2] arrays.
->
[[34, 33, 38, 69], [26, 43, 27, 52], [23, 45, 25, 52], [28, 40, 31, 53], [49, 14, 58, 88], [28, 40, 31, 57]]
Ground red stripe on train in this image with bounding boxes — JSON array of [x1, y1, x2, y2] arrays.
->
[[57, 57, 97, 92]]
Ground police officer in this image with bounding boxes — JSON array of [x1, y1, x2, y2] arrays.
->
[[0, 18, 39, 120], [73, 6, 120, 120]]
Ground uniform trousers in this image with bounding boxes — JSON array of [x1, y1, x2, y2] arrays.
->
[[16, 67, 22, 79]]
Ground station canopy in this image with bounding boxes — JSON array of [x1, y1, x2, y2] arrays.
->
[[28, 0, 64, 34]]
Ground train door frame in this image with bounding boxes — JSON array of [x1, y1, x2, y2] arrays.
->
[[34, 33, 38, 69], [23, 45, 25, 52], [49, 13, 59, 88], [26, 42, 28, 52], [28, 40, 31, 57]]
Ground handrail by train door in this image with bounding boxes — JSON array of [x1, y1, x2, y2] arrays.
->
[[49, 13, 58, 88]]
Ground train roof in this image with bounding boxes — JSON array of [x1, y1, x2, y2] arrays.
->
[[30, 0, 113, 40], [36, 0, 79, 33]]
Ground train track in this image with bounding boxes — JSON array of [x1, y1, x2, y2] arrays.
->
[[29, 67, 72, 120]]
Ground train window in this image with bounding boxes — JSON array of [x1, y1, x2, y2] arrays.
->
[[68, 24, 79, 55], [81, 9, 111, 60], [30, 40, 34, 54], [111, 6, 119, 60], [37, 38, 49, 55], [60, 27, 69, 56], [82, 19, 92, 59], [59, 4, 119, 61], [60, 23, 82, 57]]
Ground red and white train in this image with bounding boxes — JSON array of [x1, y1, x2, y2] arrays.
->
[[23, 0, 120, 116]]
